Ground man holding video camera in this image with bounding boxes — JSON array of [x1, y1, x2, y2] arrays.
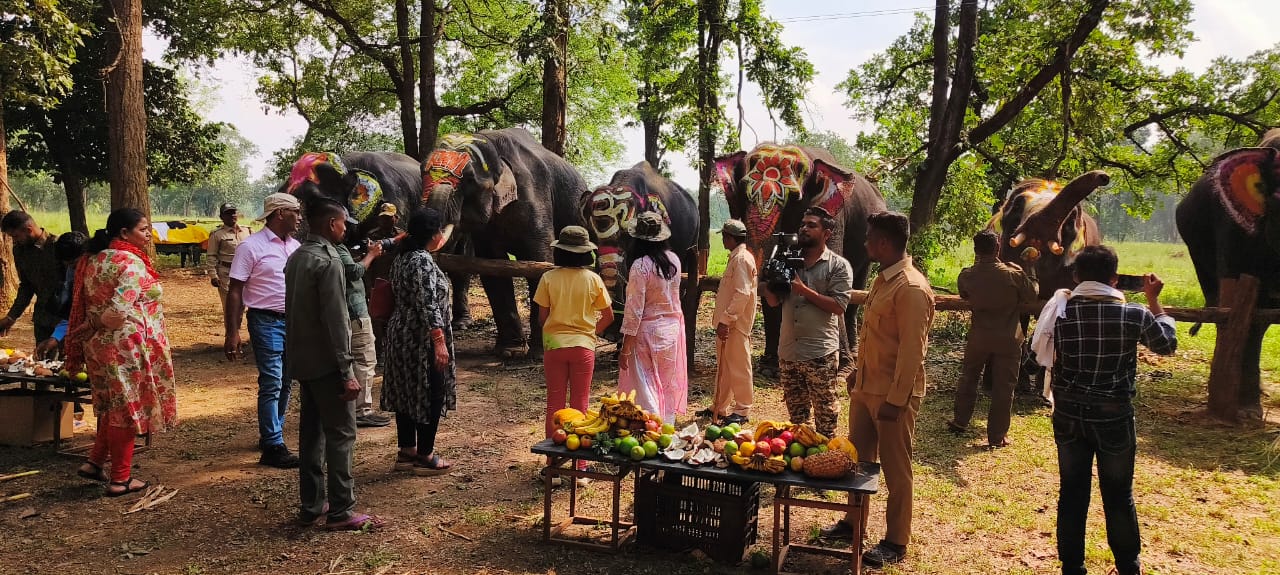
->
[[763, 207, 853, 438]]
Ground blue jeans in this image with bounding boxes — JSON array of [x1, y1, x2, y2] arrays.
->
[[1052, 396, 1141, 575], [248, 310, 291, 448]]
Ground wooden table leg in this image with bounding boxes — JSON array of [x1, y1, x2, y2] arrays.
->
[[772, 484, 785, 574], [542, 461, 554, 543], [852, 493, 868, 575]]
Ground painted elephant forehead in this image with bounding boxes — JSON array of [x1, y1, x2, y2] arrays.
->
[[350, 172, 384, 222], [421, 149, 471, 203], [743, 145, 810, 207], [588, 186, 637, 240], [1212, 148, 1280, 235], [286, 152, 345, 194]]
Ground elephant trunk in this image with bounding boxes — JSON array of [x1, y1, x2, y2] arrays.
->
[[1011, 170, 1108, 258]]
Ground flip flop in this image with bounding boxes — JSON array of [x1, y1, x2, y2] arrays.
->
[[322, 513, 386, 532], [77, 462, 109, 482], [393, 452, 418, 471], [412, 453, 452, 477], [105, 478, 149, 497]]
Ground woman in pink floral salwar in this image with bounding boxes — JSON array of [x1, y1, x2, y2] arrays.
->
[[617, 212, 687, 423], [65, 208, 178, 497]]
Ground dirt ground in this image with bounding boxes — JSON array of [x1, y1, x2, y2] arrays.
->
[[0, 268, 1276, 575]]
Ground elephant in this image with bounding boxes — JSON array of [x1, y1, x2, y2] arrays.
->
[[986, 171, 1110, 295], [1175, 129, 1280, 419], [419, 127, 588, 359], [580, 161, 699, 339], [283, 151, 421, 243], [714, 144, 887, 377]]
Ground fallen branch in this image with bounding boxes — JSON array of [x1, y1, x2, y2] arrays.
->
[[438, 524, 474, 542], [1, 493, 33, 504], [0, 470, 40, 482], [124, 485, 179, 514]]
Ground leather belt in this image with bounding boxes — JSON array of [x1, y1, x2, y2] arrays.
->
[[247, 308, 286, 319]]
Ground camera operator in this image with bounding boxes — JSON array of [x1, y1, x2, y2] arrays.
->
[[763, 206, 853, 438]]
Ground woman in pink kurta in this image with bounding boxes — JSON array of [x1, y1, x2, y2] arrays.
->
[[66, 208, 178, 497], [618, 212, 687, 422]]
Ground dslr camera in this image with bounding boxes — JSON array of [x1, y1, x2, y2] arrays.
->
[[349, 237, 397, 258], [762, 232, 805, 296]]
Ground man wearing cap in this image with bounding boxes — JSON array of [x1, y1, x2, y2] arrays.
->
[[336, 225, 392, 428], [207, 203, 251, 314], [226, 193, 303, 468], [700, 219, 757, 425], [364, 202, 404, 362]]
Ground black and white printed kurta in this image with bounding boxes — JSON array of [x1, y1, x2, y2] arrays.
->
[[380, 249, 456, 422]]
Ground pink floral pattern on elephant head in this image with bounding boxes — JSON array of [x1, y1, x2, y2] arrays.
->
[[286, 152, 345, 195], [1210, 147, 1280, 236], [741, 145, 811, 242], [583, 185, 670, 289]]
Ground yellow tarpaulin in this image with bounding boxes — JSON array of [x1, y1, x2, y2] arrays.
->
[[152, 225, 210, 245]]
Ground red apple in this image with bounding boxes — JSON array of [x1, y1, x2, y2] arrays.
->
[[552, 429, 569, 445], [770, 437, 788, 456], [580, 435, 593, 449], [645, 419, 661, 432], [756, 441, 772, 456], [778, 430, 794, 444]]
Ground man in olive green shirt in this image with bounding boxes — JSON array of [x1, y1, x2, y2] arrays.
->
[[284, 199, 384, 532], [335, 240, 392, 428]]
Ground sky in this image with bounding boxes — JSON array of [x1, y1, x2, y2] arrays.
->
[[164, 0, 1280, 188]]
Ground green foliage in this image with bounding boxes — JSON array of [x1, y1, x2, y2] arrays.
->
[[0, 0, 86, 108], [840, 0, 1280, 267], [151, 125, 258, 216]]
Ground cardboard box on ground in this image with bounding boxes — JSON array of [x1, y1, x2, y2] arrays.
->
[[0, 390, 74, 446]]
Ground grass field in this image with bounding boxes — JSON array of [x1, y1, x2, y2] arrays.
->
[[20, 209, 243, 237]]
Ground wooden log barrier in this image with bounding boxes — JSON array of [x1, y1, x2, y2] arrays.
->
[[431, 253, 1280, 325]]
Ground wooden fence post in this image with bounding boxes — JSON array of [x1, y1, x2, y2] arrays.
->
[[1206, 275, 1258, 422]]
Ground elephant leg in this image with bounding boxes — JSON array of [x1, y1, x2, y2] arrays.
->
[[1237, 324, 1268, 419], [836, 312, 855, 383], [526, 275, 545, 360], [450, 272, 473, 330], [759, 300, 781, 378], [477, 273, 527, 359]]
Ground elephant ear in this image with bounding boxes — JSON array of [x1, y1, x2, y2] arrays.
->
[[493, 160, 519, 215], [810, 159, 855, 216], [714, 151, 746, 203], [348, 169, 384, 222], [1210, 147, 1280, 235]]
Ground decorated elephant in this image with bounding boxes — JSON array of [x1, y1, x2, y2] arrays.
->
[[420, 127, 588, 358], [283, 151, 421, 241], [986, 171, 1109, 295], [580, 161, 698, 337], [1175, 129, 1280, 419], [714, 144, 887, 377]]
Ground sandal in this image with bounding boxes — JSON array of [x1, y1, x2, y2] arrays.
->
[[393, 451, 418, 471], [77, 462, 109, 482], [105, 477, 148, 497], [323, 513, 386, 532], [412, 453, 452, 476], [297, 502, 330, 527]]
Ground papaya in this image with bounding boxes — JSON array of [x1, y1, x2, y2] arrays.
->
[[551, 408, 585, 431]]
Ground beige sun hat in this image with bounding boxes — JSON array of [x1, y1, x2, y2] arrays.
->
[[551, 225, 597, 253], [719, 219, 747, 238], [255, 193, 301, 222], [625, 211, 671, 242]]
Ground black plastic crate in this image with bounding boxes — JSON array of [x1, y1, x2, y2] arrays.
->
[[635, 469, 760, 563]]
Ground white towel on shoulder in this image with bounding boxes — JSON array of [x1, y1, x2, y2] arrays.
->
[[1031, 281, 1126, 403]]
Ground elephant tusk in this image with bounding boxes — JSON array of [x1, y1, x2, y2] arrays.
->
[[1009, 233, 1026, 248], [440, 224, 454, 246], [1049, 241, 1064, 255]]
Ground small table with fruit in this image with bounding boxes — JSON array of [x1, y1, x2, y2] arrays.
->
[[536, 392, 881, 573], [0, 348, 93, 451]]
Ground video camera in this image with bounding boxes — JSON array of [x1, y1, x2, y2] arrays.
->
[[348, 236, 397, 259], [762, 232, 805, 296]]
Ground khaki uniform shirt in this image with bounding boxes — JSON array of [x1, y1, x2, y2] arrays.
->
[[854, 257, 935, 406], [284, 234, 354, 382], [957, 255, 1038, 347], [207, 224, 250, 287], [713, 243, 758, 336], [778, 248, 853, 362]]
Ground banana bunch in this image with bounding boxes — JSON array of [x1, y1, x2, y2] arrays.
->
[[599, 390, 647, 422], [793, 424, 829, 447], [567, 411, 610, 435], [732, 452, 787, 473], [643, 430, 662, 442], [753, 420, 790, 442]]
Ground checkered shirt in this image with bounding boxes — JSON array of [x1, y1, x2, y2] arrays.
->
[[1051, 298, 1177, 399]]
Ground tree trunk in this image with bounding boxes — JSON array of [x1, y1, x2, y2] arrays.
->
[[395, 0, 419, 159], [419, 0, 439, 155], [540, 0, 568, 156], [59, 157, 89, 235], [0, 94, 18, 304], [638, 80, 661, 168], [105, 0, 149, 219]]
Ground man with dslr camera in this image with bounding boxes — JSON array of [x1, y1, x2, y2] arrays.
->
[[763, 207, 853, 438]]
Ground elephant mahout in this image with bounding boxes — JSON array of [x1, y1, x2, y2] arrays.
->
[[714, 144, 886, 377], [580, 161, 698, 339], [420, 128, 588, 359], [1175, 129, 1280, 419]]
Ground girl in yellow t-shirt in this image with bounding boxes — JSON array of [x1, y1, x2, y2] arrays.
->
[[533, 226, 613, 455]]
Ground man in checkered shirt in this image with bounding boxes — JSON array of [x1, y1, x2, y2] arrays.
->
[[1046, 245, 1176, 575]]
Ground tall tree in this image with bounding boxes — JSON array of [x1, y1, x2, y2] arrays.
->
[[540, 0, 568, 155], [105, 0, 149, 215], [0, 0, 85, 299], [695, 0, 729, 261]]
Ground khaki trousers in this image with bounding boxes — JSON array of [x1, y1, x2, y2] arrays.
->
[[711, 329, 753, 418], [350, 317, 377, 414], [215, 266, 231, 310], [845, 390, 920, 547], [953, 336, 1019, 444]]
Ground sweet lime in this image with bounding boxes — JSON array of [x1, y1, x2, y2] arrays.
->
[[660, 423, 675, 435], [722, 441, 738, 456], [643, 440, 659, 458], [658, 434, 673, 448], [719, 427, 735, 441], [704, 425, 722, 440], [630, 445, 647, 461]]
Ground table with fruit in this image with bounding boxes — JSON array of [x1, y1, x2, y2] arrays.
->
[[0, 348, 89, 386]]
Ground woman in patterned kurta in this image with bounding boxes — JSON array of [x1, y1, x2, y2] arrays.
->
[[65, 208, 177, 496], [618, 213, 688, 423], [382, 208, 456, 475]]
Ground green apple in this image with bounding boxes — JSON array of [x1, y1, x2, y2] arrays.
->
[[660, 423, 675, 435], [75, 372, 88, 382], [788, 442, 805, 457]]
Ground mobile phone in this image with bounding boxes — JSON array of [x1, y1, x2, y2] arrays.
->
[[1115, 274, 1145, 292]]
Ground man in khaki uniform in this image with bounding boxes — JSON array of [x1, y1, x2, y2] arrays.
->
[[208, 202, 251, 312], [703, 220, 757, 425], [823, 211, 934, 569], [948, 230, 1038, 447]]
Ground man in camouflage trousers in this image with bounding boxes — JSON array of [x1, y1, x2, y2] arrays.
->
[[763, 207, 853, 437]]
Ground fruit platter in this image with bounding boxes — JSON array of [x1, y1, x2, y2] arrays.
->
[[0, 348, 88, 383], [549, 392, 862, 481]]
